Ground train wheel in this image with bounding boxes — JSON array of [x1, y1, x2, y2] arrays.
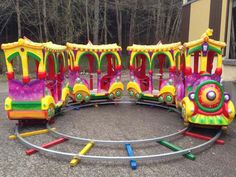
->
[[165, 93, 174, 104], [158, 95, 164, 103], [48, 104, 55, 119], [84, 94, 90, 103], [113, 89, 122, 99], [108, 93, 114, 100], [135, 93, 141, 100], [128, 88, 136, 98], [75, 92, 83, 103]]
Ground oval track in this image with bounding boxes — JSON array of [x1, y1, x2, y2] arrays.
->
[[14, 100, 222, 162]]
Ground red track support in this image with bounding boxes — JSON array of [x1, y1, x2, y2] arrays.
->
[[183, 131, 224, 145], [25, 137, 68, 155]]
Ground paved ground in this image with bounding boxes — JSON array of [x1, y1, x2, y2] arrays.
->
[[0, 82, 236, 177]]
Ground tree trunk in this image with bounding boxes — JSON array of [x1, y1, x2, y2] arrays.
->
[[16, 0, 21, 38], [104, 0, 107, 44], [43, 0, 48, 41], [36, 0, 43, 42], [66, 0, 74, 42], [93, 0, 99, 44], [128, 0, 137, 45], [164, 1, 173, 41], [115, 0, 122, 46], [155, 1, 161, 41], [85, 0, 90, 42]]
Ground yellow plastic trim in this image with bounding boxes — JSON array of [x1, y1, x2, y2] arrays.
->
[[108, 81, 124, 94], [41, 96, 56, 110], [94, 93, 106, 96], [217, 54, 222, 68], [185, 55, 191, 68], [61, 87, 69, 101], [73, 83, 90, 95], [143, 93, 154, 97], [200, 54, 207, 73], [126, 81, 142, 93], [182, 96, 195, 119], [158, 85, 176, 96], [5, 97, 12, 110], [227, 101, 235, 123]]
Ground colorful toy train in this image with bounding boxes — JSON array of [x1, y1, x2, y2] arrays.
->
[[1, 30, 235, 129]]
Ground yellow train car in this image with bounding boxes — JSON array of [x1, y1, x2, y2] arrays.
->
[[2, 38, 69, 120], [66, 42, 124, 102], [126, 42, 182, 104]]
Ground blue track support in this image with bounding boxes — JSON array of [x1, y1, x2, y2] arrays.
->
[[125, 144, 137, 170]]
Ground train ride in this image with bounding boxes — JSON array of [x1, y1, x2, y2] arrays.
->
[[2, 38, 69, 120], [66, 42, 123, 102], [1, 29, 235, 129], [127, 29, 235, 129]]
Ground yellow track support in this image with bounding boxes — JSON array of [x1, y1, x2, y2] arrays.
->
[[70, 142, 94, 167], [8, 128, 56, 140]]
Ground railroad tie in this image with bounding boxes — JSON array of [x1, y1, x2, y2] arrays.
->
[[183, 131, 224, 145], [25, 137, 68, 155], [158, 140, 196, 161], [70, 142, 94, 167], [9, 128, 56, 140], [125, 144, 137, 170]]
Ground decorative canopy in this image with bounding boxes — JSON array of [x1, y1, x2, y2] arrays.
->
[[66, 42, 122, 52], [1, 38, 66, 52], [183, 29, 226, 50], [127, 42, 181, 52]]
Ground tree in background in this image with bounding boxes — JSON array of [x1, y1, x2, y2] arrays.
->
[[0, 0, 182, 73]]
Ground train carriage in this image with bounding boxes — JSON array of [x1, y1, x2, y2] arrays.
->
[[126, 42, 182, 104], [2, 38, 69, 120], [66, 42, 124, 102], [180, 29, 235, 129]]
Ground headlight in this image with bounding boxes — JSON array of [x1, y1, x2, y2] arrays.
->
[[188, 92, 195, 101], [224, 93, 230, 102]]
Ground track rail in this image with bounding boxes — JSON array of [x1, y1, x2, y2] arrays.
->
[[14, 100, 222, 162], [15, 125, 221, 161], [47, 100, 184, 144]]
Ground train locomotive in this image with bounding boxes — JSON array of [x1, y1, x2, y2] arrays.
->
[[1, 29, 235, 129], [127, 30, 235, 129]]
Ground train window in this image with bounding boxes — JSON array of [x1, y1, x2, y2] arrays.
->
[[152, 54, 170, 91], [190, 51, 201, 74], [133, 54, 149, 92], [100, 54, 116, 91], [46, 54, 56, 79], [27, 56, 39, 80], [207, 51, 217, 74], [57, 54, 64, 75], [10, 53, 23, 79], [79, 54, 98, 91]]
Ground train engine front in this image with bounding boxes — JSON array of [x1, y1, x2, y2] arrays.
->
[[181, 29, 235, 129], [182, 75, 235, 129]]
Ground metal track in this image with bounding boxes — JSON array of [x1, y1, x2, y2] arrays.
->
[[14, 100, 222, 161], [48, 100, 184, 144], [15, 125, 221, 161]]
